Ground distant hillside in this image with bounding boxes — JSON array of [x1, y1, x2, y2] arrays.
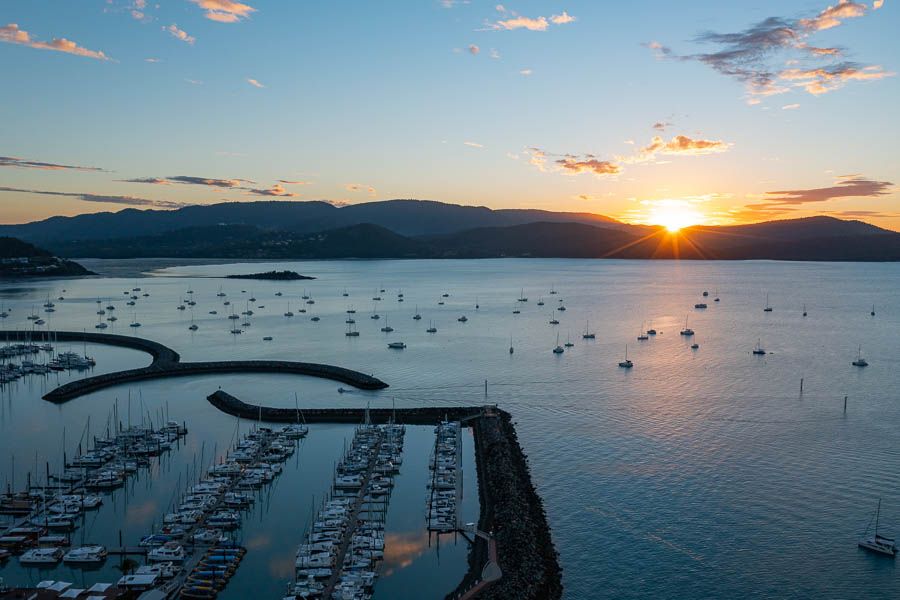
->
[[0, 199, 633, 244], [42, 216, 900, 261], [0, 237, 93, 277]]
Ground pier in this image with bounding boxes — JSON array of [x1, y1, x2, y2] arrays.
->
[[0, 330, 389, 403], [207, 390, 562, 600]]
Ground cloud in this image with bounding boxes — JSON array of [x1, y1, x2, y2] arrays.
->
[[463, 141, 483, 148], [189, 0, 256, 23], [277, 180, 311, 185], [550, 12, 576, 25], [122, 175, 253, 188], [782, 103, 801, 109], [245, 184, 297, 197], [246, 78, 265, 88], [527, 132, 729, 178], [556, 157, 621, 176], [145, 57, 161, 63], [1, 156, 104, 172], [0, 186, 188, 209], [0, 23, 111, 60], [468, 44, 480, 55], [759, 175, 892, 206], [873, 0, 884, 8], [519, 68, 532, 76], [637, 135, 729, 158], [799, 0, 867, 31], [494, 15, 548, 31], [779, 62, 893, 94], [653, 1, 886, 102], [185, 78, 203, 85], [652, 121, 672, 131], [345, 183, 377, 197], [489, 48, 500, 59], [164, 24, 195, 44]]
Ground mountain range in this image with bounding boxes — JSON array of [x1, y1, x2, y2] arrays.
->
[[1, 200, 897, 261]]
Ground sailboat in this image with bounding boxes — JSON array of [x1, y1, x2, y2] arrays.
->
[[549, 313, 558, 325], [752, 339, 766, 355], [537, 297, 544, 306], [802, 304, 807, 317], [129, 313, 141, 328], [858, 499, 896, 556], [714, 289, 720, 302], [371, 305, 380, 320], [427, 321, 437, 334], [284, 302, 294, 317], [871, 304, 876, 317], [582, 321, 595, 339], [680, 315, 694, 336], [763, 293, 773, 312], [637, 322, 648, 341], [281, 394, 309, 439], [380, 317, 393, 333], [345, 323, 359, 337], [509, 336, 514, 354], [518, 289, 528, 302], [564, 334, 574, 348], [618, 345, 633, 368], [188, 312, 198, 331], [552, 333, 564, 354], [852, 345, 869, 367], [413, 305, 422, 320]]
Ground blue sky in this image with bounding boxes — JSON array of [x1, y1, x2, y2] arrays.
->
[[1, 0, 898, 229]]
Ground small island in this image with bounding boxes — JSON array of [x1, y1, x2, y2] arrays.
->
[[225, 270, 314, 281]]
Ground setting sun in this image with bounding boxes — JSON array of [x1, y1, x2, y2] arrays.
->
[[645, 200, 705, 232]]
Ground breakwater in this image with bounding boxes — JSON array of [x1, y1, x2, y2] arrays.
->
[[0, 330, 388, 403], [205, 390, 563, 599], [208, 389, 481, 424]]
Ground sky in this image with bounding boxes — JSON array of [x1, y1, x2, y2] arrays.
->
[[1, 0, 898, 230]]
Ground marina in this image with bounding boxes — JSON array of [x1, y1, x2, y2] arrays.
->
[[1, 258, 898, 599]]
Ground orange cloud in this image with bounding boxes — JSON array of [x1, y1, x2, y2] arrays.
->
[[550, 11, 576, 25], [640, 135, 729, 157], [246, 183, 297, 197], [189, 0, 256, 23], [0, 23, 110, 60], [246, 78, 265, 88], [345, 183, 377, 197], [779, 63, 894, 94], [556, 157, 621, 176], [495, 15, 548, 31], [164, 24, 195, 44], [800, 0, 867, 31], [1, 156, 104, 171]]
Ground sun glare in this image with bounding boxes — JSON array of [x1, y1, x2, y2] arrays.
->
[[647, 200, 704, 232]]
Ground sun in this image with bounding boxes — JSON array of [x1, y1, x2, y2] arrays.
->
[[646, 200, 704, 232]]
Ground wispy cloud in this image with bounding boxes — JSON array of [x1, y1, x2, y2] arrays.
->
[[189, 0, 256, 23], [246, 78, 265, 88], [652, 121, 672, 132], [634, 135, 730, 160], [650, 1, 890, 102], [0, 186, 187, 209], [759, 175, 892, 206], [519, 68, 532, 76], [245, 184, 297, 197], [488, 9, 576, 31], [527, 132, 730, 178], [0, 23, 111, 60], [782, 103, 801, 109], [164, 24, 195, 44], [557, 157, 621, 176], [780, 63, 893, 94], [121, 175, 253, 188], [463, 141, 483, 148], [277, 180, 311, 185], [1, 156, 104, 172]]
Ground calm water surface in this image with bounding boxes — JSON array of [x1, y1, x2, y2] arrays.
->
[[1, 258, 898, 599]]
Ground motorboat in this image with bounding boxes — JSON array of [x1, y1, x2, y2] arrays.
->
[[388, 342, 406, 349], [148, 541, 187, 562], [20, 546, 63, 564], [63, 544, 108, 564]]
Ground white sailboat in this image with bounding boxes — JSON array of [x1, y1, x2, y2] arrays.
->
[[858, 499, 896, 556]]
